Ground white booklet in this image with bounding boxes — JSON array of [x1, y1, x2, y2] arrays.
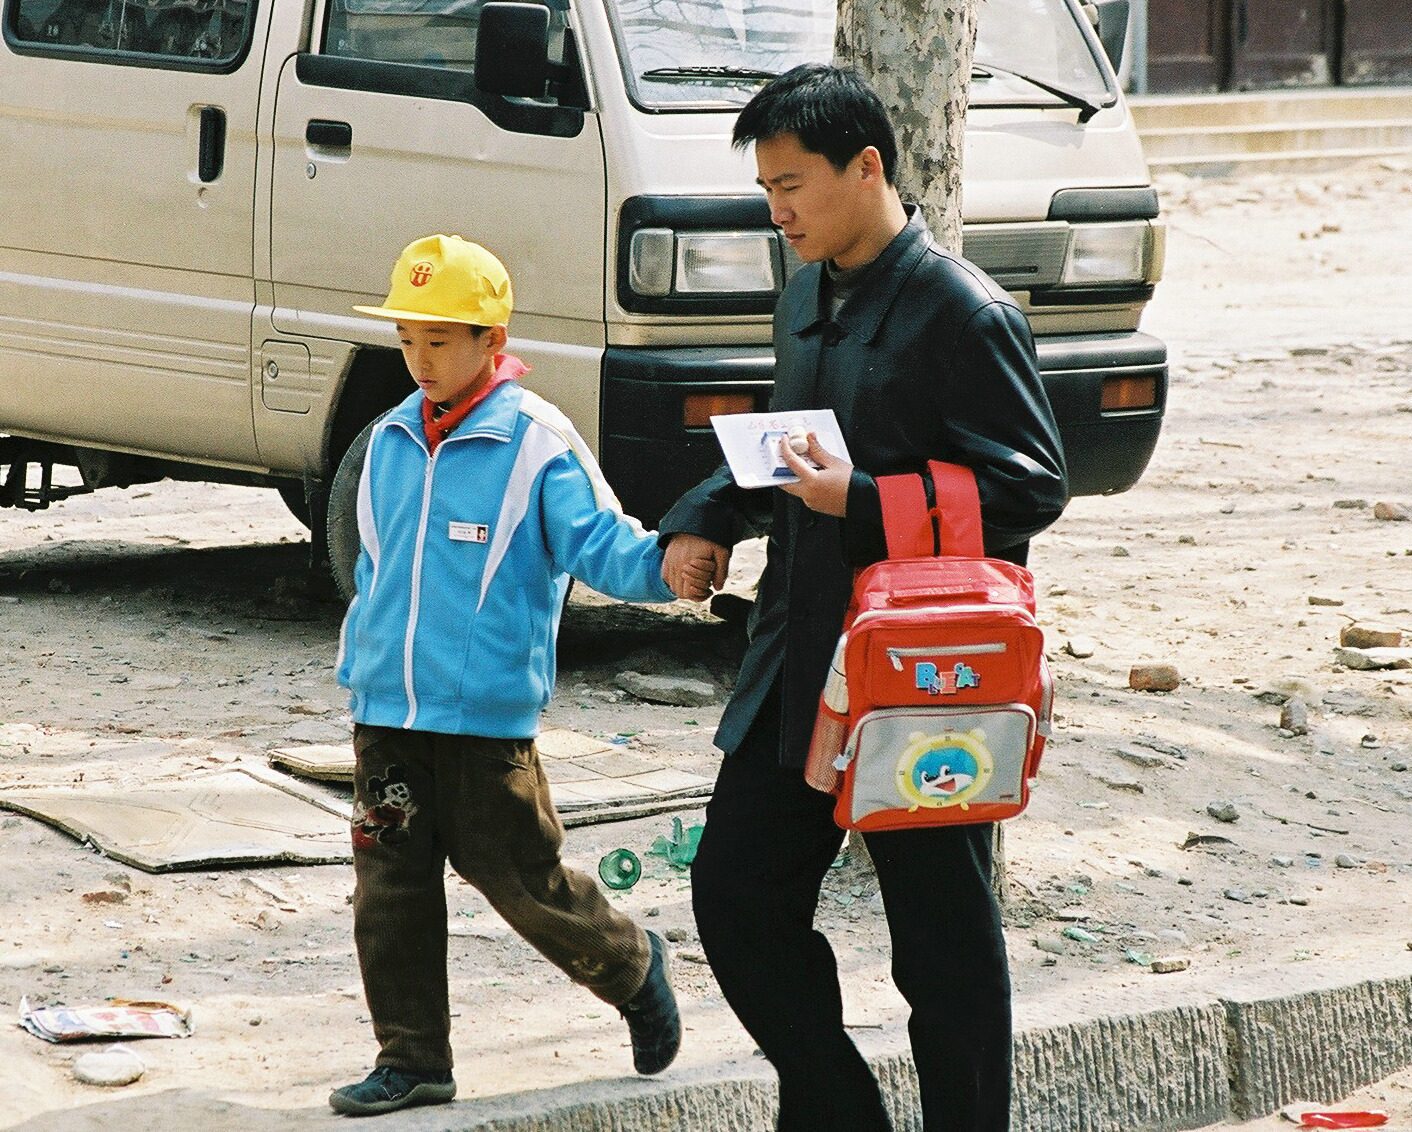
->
[[710, 409, 852, 489]]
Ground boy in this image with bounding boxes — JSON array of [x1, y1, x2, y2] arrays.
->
[[331, 234, 683, 1116]]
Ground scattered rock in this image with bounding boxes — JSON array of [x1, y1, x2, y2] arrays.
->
[[80, 890, 128, 905], [1254, 675, 1321, 705], [1151, 957, 1190, 974], [1307, 595, 1345, 607], [1182, 832, 1236, 850], [1373, 501, 1409, 521], [72, 1045, 145, 1087], [1279, 697, 1309, 735], [1091, 771, 1144, 793], [1272, 855, 1294, 868], [1340, 623, 1405, 649], [1129, 664, 1180, 692], [1111, 546, 1129, 557], [1114, 745, 1169, 769], [1132, 736, 1187, 759], [1206, 801, 1240, 823], [1334, 853, 1360, 869], [1064, 636, 1097, 659], [613, 671, 718, 707], [1033, 937, 1066, 955], [1224, 887, 1251, 903], [1334, 646, 1412, 671], [1332, 499, 1367, 510], [664, 927, 692, 943]]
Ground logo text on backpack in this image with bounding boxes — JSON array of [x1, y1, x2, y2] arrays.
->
[[914, 661, 979, 696]]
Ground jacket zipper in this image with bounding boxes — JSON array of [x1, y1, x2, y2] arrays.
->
[[401, 444, 440, 727]]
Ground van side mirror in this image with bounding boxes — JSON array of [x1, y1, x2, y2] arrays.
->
[[476, 3, 551, 98], [1087, 0, 1131, 73]]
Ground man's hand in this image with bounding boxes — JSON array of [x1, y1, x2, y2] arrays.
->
[[663, 533, 731, 601], [777, 433, 852, 517]]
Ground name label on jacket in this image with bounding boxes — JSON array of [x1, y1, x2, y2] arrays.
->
[[448, 521, 489, 544]]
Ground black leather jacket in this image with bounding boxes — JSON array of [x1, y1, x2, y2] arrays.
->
[[659, 207, 1068, 766]]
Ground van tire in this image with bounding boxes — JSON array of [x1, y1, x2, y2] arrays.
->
[[327, 414, 384, 604]]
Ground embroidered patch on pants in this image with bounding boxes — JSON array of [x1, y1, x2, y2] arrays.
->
[[352, 764, 418, 848]]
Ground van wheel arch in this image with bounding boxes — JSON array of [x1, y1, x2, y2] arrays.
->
[[326, 414, 387, 603], [323, 349, 409, 600]]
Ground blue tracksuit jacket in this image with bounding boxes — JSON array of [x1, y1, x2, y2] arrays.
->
[[336, 381, 675, 737]]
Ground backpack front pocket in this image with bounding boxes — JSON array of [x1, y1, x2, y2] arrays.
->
[[839, 704, 1037, 829]]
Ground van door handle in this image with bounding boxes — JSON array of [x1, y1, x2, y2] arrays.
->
[[306, 119, 353, 148], [198, 106, 226, 183]]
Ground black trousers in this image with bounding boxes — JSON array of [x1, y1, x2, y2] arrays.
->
[[691, 694, 1012, 1132]]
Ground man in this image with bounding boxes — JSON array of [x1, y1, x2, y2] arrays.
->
[[660, 65, 1068, 1130]]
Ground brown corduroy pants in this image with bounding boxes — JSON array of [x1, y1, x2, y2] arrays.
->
[[350, 723, 650, 1072]]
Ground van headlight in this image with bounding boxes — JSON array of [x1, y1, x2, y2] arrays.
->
[[630, 229, 782, 297], [1061, 222, 1151, 286]]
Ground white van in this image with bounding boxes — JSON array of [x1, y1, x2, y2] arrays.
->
[[0, 0, 1165, 594]]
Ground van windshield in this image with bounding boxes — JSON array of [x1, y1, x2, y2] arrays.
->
[[607, 0, 1113, 112]]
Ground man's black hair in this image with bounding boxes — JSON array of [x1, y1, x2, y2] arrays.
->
[[733, 63, 898, 183]]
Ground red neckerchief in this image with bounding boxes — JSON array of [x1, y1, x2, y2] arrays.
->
[[421, 354, 529, 453]]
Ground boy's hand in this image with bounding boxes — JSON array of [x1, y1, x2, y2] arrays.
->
[[777, 433, 852, 517], [663, 534, 730, 601]]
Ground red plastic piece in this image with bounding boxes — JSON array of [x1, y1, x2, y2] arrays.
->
[[1299, 1111, 1389, 1129]]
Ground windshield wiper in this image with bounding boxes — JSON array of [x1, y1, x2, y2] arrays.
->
[[971, 61, 1114, 122], [641, 65, 779, 84]]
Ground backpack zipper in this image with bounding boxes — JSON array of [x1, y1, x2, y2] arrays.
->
[[887, 641, 1008, 671]]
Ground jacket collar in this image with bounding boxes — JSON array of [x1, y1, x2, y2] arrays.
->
[[386, 380, 523, 449], [787, 204, 934, 345]]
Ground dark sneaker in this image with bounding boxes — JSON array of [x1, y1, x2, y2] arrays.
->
[[328, 1065, 456, 1116], [619, 930, 681, 1075]]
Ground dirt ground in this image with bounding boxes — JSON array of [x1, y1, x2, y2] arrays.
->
[[1, 158, 1410, 1129]]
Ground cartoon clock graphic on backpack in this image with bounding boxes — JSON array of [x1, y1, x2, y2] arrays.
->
[[895, 728, 994, 811]]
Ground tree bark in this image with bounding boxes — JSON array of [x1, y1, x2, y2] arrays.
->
[[833, 0, 977, 253]]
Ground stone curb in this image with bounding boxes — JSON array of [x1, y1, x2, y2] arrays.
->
[[390, 972, 1412, 1132]]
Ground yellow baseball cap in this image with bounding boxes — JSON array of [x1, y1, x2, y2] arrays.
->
[[354, 234, 513, 326]]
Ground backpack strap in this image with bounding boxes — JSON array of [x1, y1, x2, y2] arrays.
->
[[926, 460, 983, 557], [875, 461, 983, 559]]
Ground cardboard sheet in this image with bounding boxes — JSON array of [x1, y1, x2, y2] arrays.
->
[[0, 770, 351, 873], [269, 728, 713, 823]]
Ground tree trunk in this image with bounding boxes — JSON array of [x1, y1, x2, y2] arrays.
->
[[834, 0, 1009, 905], [833, 0, 977, 254]]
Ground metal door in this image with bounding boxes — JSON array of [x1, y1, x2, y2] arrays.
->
[[1145, 0, 1228, 92], [1342, 0, 1412, 84], [1228, 0, 1334, 89]]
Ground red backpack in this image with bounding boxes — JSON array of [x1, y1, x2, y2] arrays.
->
[[804, 461, 1053, 832]]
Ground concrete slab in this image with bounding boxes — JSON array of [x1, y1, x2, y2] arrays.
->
[[0, 770, 350, 872], [268, 731, 715, 822]]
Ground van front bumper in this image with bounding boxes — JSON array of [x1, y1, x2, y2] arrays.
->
[[600, 331, 1167, 527], [1034, 330, 1167, 496]]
